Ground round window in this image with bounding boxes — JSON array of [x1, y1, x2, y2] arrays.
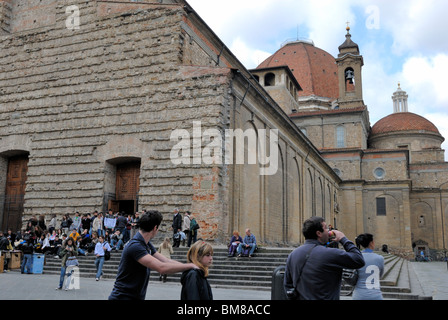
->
[[374, 167, 385, 179]]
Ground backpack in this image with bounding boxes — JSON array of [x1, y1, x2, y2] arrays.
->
[[190, 218, 200, 231]]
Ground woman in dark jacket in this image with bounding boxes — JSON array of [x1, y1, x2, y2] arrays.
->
[[180, 241, 213, 300]]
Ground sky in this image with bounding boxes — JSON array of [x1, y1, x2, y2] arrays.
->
[[187, 0, 448, 161]]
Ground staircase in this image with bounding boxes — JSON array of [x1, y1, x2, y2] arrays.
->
[[341, 252, 432, 300], [43, 246, 292, 291], [42, 246, 432, 300]]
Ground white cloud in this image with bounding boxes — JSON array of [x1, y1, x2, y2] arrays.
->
[[375, 0, 448, 55], [401, 55, 448, 111], [187, 0, 361, 67], [228, 37, 271, 69], [187, 0, 448, 160], [423, 113, 448, 158]]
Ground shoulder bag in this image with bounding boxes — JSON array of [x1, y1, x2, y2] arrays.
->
[[286, 244, 317, 300]]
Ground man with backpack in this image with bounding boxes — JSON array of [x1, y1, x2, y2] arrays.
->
[[187, 213, 200, 247]]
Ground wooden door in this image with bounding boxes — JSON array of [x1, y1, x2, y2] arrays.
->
[[3, 156, 29, 232], [114, 162, 140, 215], [116, 162, 140, 201], [108, 200, 120, 213]]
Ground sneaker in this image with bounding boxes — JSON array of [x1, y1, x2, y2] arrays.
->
[[55, 287, 62, 290], [96, 278, 99, 281]]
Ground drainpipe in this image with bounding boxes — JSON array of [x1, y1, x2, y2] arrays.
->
[[440, 182, 447, 269]]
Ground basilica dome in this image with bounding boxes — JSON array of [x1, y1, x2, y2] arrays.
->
[[371, 112, 441, 136], [369, 112, 445, 151], [256, 40, 339, 100]]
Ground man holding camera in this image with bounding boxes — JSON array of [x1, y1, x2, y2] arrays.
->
[[284, 216, 364, 300]]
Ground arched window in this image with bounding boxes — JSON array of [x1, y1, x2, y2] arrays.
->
[[336, 125, 345, 148], [265, 73, 275, 87]]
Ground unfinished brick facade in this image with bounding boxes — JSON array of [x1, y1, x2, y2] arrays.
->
[[0, 0, 340, 246], [1, 1, 446, 255]]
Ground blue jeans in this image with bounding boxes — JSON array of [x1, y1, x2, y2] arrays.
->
[[21, 254, 33, 274], [187, 231, 197, 247], [95, 256, 105, 279], [111, 239, 124, 249], [59, 266, 66, 288], [237, 243, 256, 255]]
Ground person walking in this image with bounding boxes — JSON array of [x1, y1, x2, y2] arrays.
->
[[94, 235, 111, 281], [284, 216, 365, 300], [187, 213, 199, 247], [108, 210, 198, 300], [56, 238, 78, 290], [157, 237, 174, 282], [171, 208, 182, 247], [180, 241, 214, 300], [182, 211, 191, 247], [352, 233, 384, 300]]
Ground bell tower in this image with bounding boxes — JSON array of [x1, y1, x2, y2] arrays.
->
[[336, 25, 364, 109]]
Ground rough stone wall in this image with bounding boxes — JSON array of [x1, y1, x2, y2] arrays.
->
[[0, 1, 232, 240], [0, 0, 12, 34], [229, 72, 340, 246], [369, 132, 444, 162], [8, 0, 57, 33], [292, 110, 369, 150], [410, 163, 448, 189], [361, 151, 409, 182]]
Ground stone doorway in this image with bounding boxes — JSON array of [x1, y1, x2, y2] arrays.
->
[[2, 154, 29, 232], [105, 159, 141, 216]]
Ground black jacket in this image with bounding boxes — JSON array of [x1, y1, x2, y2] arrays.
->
[[172, 213, 182, 232], [0, 236, 9, 250], [180, 269, 213, 300], [284, 238, 365, 300], [20, 242, 34, 255]]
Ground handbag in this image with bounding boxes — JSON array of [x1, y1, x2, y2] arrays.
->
[[66, 256, 79, 267], [342, 268, 359, 286], [104, 249, 111, 261]]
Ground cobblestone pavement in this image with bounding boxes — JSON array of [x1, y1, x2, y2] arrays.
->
[[0, 269, 270, 300], [1, 262, 448, 300], [409, 261, 448, 300]]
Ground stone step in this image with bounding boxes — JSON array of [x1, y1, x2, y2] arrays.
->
[[381, 256, 404, 286], [41, 248, 429, 300]]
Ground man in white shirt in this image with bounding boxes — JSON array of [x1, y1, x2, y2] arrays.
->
[[94, 235, 111, 281]]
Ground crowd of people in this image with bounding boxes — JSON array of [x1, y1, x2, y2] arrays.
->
[[1, 209, 391, 301], [3, 210, 141, 258], [0, 210, 143, 285]]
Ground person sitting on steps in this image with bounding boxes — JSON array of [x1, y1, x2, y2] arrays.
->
[[237, 228, 257, 258]]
